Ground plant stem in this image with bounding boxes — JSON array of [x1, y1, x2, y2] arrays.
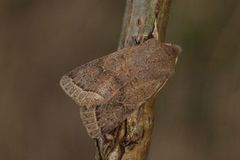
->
[[95, 0, 172, 159]]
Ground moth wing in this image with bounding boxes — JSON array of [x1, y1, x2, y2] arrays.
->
[[94, 78, 168, 136], [59, 38, 176, 138], [59, 47, 132, 107], [60, 75, 105, 106], [59, 39, 160, 107], [61, 60, 169, 138]]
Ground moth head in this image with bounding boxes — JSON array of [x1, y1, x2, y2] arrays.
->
[[162, 43, 182, 64]]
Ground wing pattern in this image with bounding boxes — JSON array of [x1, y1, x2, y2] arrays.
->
[[60, 39, 180, 138]]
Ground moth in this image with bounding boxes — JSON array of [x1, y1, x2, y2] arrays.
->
[[60, 38, 181, 139]]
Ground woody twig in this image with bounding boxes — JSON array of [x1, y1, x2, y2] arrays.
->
[[95, 0, 172, 159]]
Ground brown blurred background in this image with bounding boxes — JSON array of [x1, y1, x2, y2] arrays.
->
[[0, 0, 240, 160]]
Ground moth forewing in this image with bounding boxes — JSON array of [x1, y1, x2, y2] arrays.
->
[[60, 38, 181, 138]]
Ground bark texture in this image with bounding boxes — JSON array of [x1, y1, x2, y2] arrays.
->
[[95, 0, 172, 159]]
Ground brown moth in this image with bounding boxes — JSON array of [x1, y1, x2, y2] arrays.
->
[[59, 38, 181, 139]]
